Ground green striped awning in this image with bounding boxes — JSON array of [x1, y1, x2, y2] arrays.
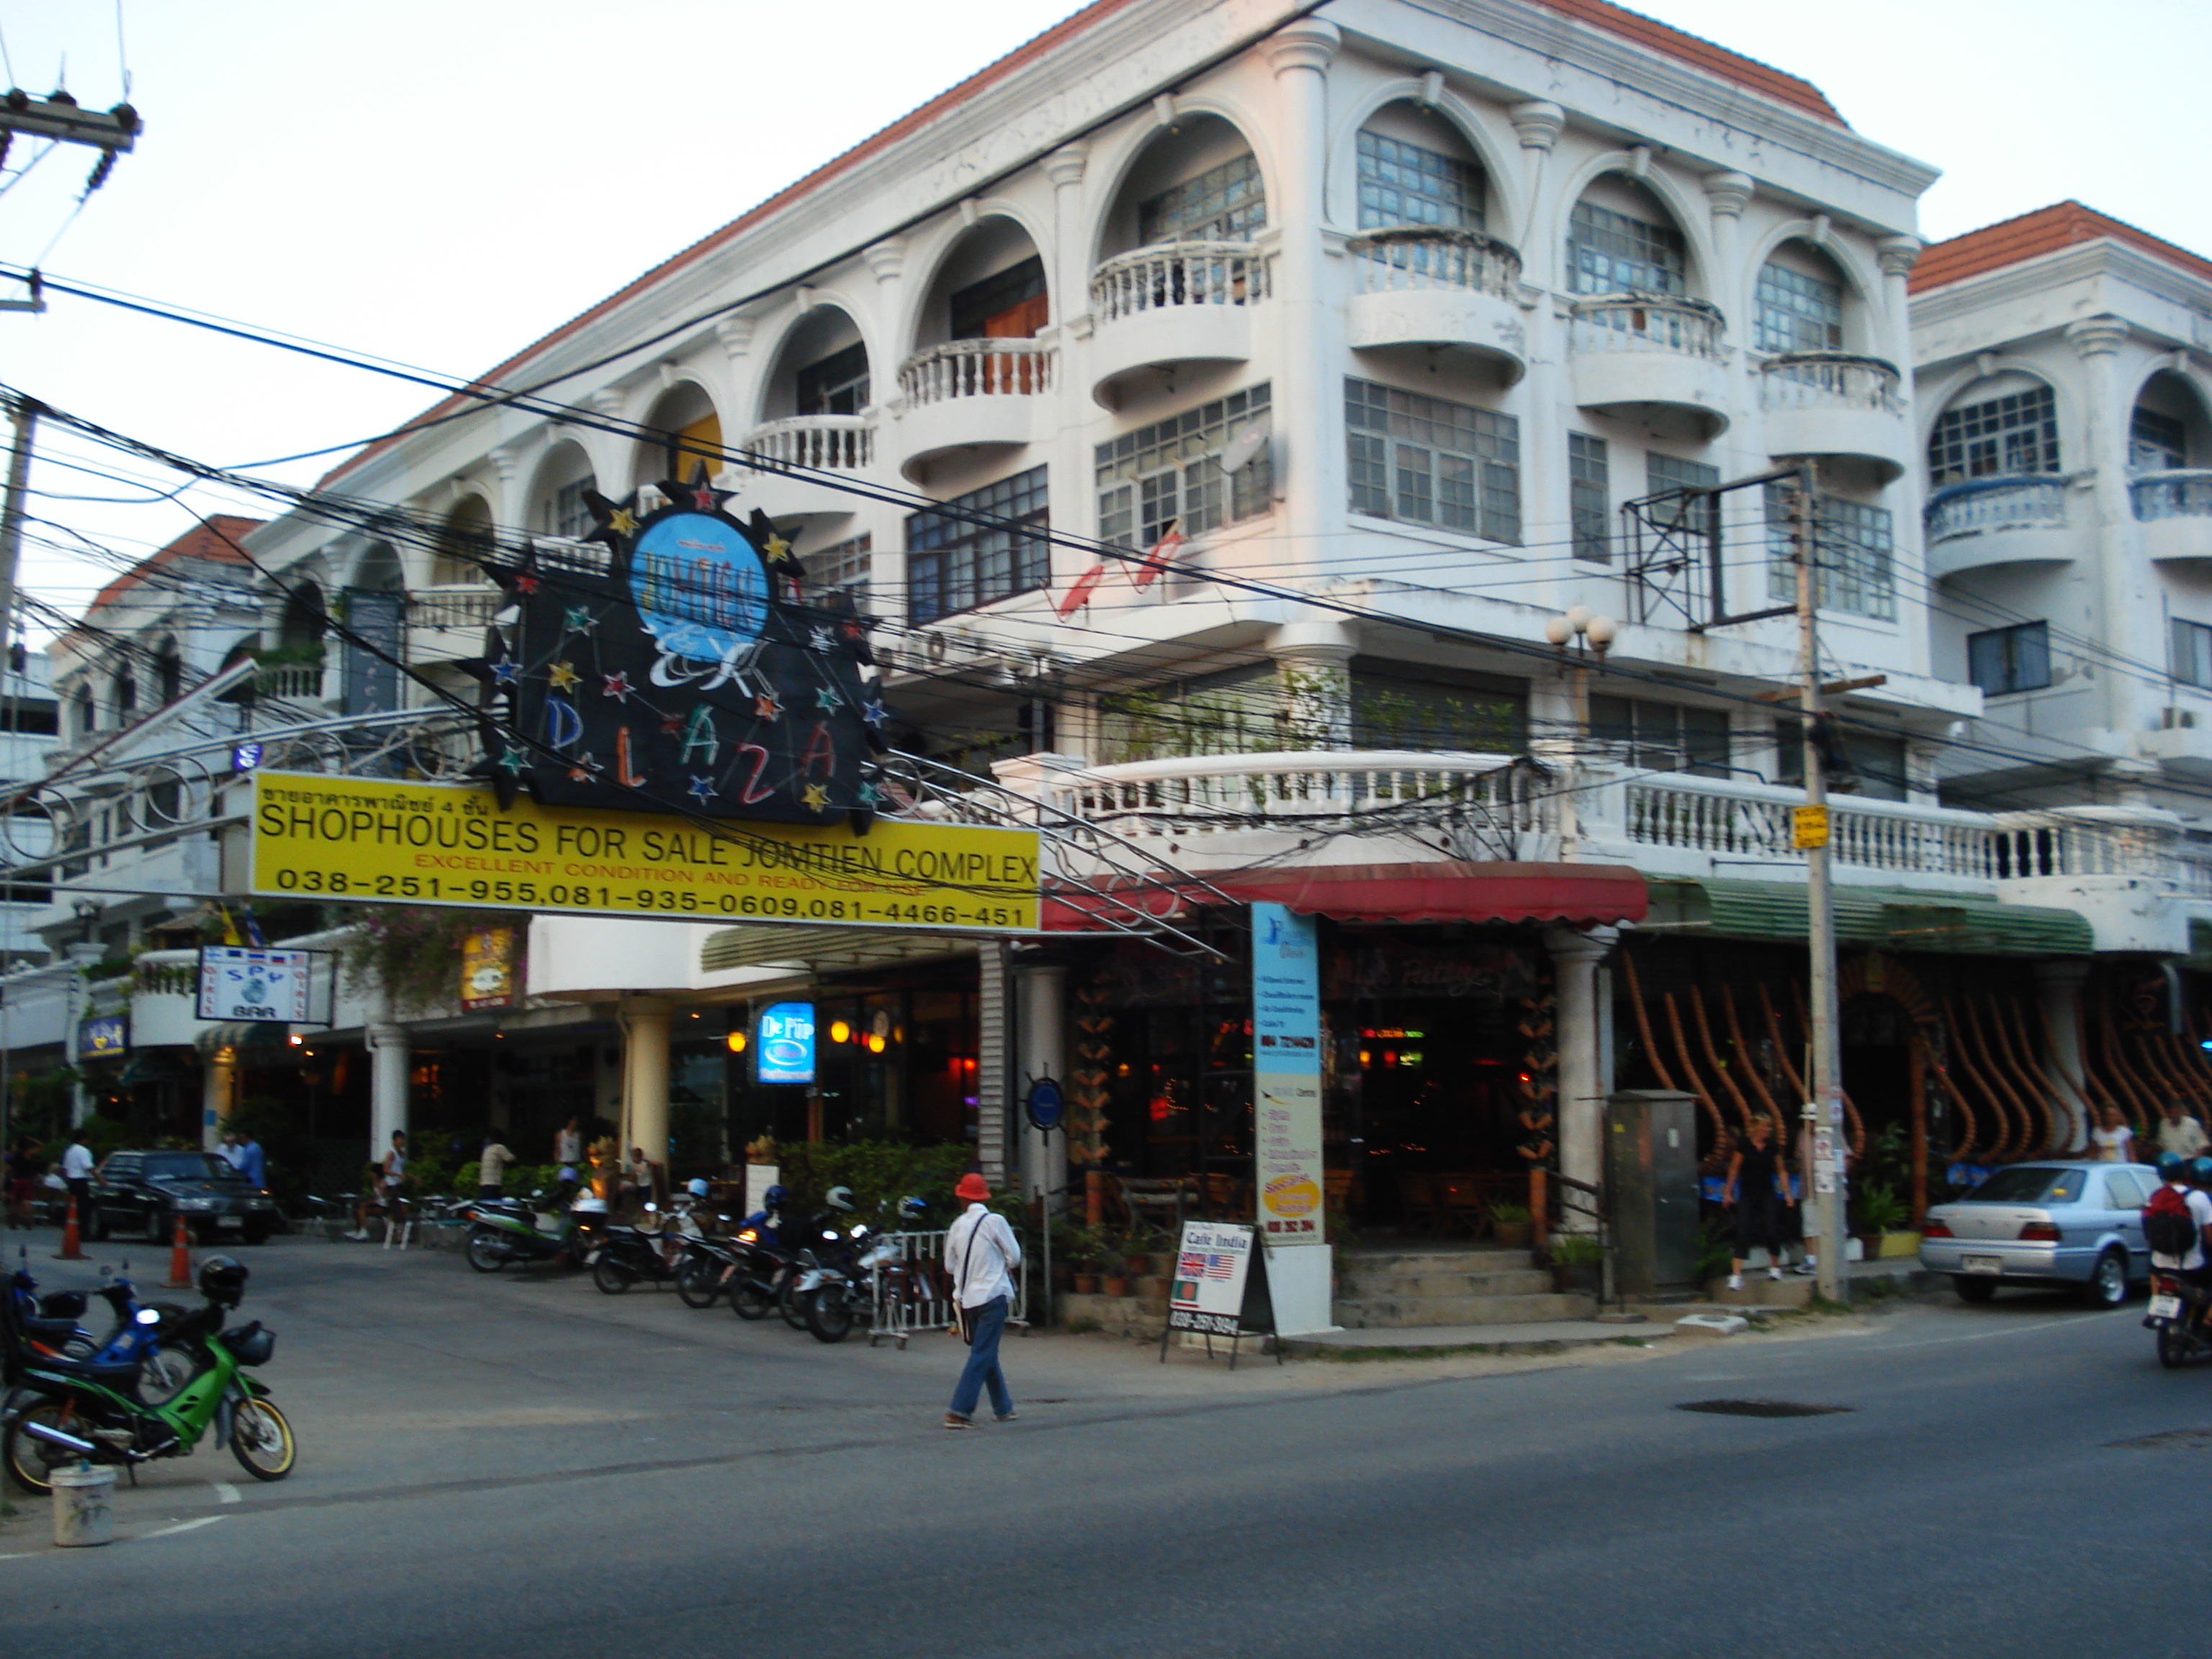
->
[[1642, 878, 2093, 957]]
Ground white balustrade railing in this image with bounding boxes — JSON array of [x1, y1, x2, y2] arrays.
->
[[255, 664, 324, 701], [1568, 293, 1724, 358], [408, 585, 503, 631], [1038, 750, 1550, 837], [1925, 475, 2069, 543], [2131, 469, 2212, 522], [1758, 352, 1902, 413], [1348, 226, 1521, 297], [1090, 240, 1269, 323], [738, 414, 874, 472], [898, 339, 1054, 406]]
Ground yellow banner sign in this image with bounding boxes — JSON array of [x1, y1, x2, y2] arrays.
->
[[1792, 804, 1830, 850], [250, 773, 1041, 932]]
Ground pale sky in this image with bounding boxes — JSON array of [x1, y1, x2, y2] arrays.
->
[[0, 0, 2201, 634]]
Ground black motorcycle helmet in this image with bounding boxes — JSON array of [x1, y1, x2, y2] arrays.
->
[[198, 1255, 249, 1308]]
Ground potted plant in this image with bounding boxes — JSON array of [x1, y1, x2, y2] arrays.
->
[[1120, 1223, 1157, 1278], [1856, 1180, 1916, 1259], [1064, 1223, 1104, 1295], [1490, 1200, 1532, 1249], [1547, 1232, 1604, 1292]]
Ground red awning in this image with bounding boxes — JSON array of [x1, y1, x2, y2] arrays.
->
[[1044, 861, 1647, 932]]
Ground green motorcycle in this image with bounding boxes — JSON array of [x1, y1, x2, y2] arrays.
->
[[2, 1255, 295, 1495]]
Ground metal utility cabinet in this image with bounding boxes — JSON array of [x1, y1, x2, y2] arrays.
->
[[1606, 1090, 1700, 1295]]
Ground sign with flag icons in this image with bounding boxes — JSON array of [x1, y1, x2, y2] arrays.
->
[[1166, 1220, 1272, 1339], [197, 946, 318, 1023]]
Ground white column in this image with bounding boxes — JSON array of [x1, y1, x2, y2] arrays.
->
[[1267, 619, 1358, 746], [1267, 18, 1341, 581], [1016, 963, 1069, 1208], [1043, 143, 1092, 610], [2035, 959, 2093, 1153], [367, 1020, 410, 1165], [200, 1046, 237, 1154], [2067, 315, 2144, 742], [1545, 925, 1618, 1212], [620, 997, 675, 1164]]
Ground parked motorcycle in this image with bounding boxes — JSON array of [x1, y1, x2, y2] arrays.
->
[[799, 1198, 930, 1344], [1, 1256, 295, 1495], [588, 1201, 705, 1295], [5, 1256, 197, 1398], [2146, 1269, 2212, 1367], [462, 1190, 607, 1273]]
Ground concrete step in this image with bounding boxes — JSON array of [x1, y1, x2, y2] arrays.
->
[[1335, 1267, 1556, 1298], [1338, 1250, 1534, 1275], [1705, 1275, 1814, 1308], [1333, 1291, 1597, 1328], [1285, 1317, 1663, 1355]]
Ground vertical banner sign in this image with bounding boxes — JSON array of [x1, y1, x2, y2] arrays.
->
[[460, 927, 518, 1011], [342, 588, 406, 715], [1251, 901, 1324, 1244], [757, 1002, 817, 1085]]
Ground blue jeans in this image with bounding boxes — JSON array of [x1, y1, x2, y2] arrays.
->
[[949, 1295, 1012, 1419]]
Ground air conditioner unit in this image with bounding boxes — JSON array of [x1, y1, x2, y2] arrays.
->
[[2164, 707, 2198, 730]]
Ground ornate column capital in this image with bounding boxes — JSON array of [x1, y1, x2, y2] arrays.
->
[[1509, 99, 1564, 152], [367, 1022, 409, 1050], [1267, 17, 1340, 76], [861, 238, 906, 284], [714, 313, 755, 361], [489, 444, 521, 486], [1702, 171, 1753, 220], [1043, 142, 1089, 190], [1876, 235, 1923, 280], [1542, 924, 1619, 964], [2066, 314, 2129, 359]]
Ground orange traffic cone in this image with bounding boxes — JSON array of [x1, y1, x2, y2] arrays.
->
[[53, 1194, 86, 1261], [166, 1210, 193, 1288]]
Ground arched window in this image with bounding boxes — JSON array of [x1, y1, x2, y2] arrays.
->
[[1755, 241, 1847, 356], [2131, 370, 2205, 472], [72, 683, 94, 737], [636, 384, 723, 487], [534, 441, 598, 539], [1928, 376, 2060, 485], [1102, 114, 1265, 257], [155, 638, 184, 703], [279, 583, 328, 650], [111, 670, 135, 724], [765, 309, 871, 421], [1567, 176, 1686, 296], [1355, 105, 1484, 231], [433, 495, 495, 586]]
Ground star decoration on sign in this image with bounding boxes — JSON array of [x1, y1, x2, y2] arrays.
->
[[815, 686, 842, 711], [659, 713, 683, 736], [860, 696, 886, 729], [809, 626, 835, 655], [547, 660, 581, 692], [489, 657, 520, 689], [567, 752, 601, 782], [562, 605, 599, 636], [856, 780, 879, 806], [608, 506, 637, 536], [801, 783, 829, 813], [513, 572, 541, 595], [601, 671, 633, 703], [687, 773, 718, 803], [495, 747, 529, 775], [754, 691, 781, 721], [762, 534, 796, 569]]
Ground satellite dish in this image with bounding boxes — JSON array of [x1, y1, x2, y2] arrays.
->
[[1218, 425, 1270, 476]]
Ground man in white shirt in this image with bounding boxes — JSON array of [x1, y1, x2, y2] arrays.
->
[[2148, 1155, 2212, 1332], [943, 1172, 1021, 1429], [2157, 1101, 2209, 1161], [60, 1137, 94, 1220]]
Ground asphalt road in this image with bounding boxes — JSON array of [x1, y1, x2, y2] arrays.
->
[[2, 1232, 2203, 1658]]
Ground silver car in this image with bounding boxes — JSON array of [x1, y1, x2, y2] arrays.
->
[[1919, 1161, 2157, 1306]]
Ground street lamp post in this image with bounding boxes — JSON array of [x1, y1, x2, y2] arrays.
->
[[1544, 606, 1616, 858]]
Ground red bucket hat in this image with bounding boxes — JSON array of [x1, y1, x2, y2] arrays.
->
[[956, 1172, 990, 1202]]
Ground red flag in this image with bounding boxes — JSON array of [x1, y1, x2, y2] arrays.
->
[[1131, 522, 1184, 590], [1056, 562, 1106, 620]]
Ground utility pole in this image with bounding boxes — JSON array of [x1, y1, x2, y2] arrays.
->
[[1790, 464, 1844, 1303], [0, 91, 143, 312]]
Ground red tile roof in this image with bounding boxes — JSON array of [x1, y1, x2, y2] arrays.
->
[[1912, 201, 2212, 293], [322, 0, 1845, 490], [1526, 0, 1845, 127], [84, 515, 263, 619]]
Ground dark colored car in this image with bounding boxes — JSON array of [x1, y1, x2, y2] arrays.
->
[[87, 1149, 280, 1246]]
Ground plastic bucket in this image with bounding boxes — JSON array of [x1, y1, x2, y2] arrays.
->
[[52, 1462, 117, 1547]]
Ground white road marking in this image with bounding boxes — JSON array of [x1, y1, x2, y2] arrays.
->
[[141, 1516, 226, 1540], [212, 1481, 240, 1505]]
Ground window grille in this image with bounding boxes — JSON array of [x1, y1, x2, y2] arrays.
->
[[1096, 386, 1273, 549], [1138, 153, 1265, 244], [1765, 486, 1895, 621], [2131, 407, 2188, 472], [1569, 433, 1611, 562], [1928, 385, 2059, 483], [907, 468, 1048, 624], [805, 534, 872, 611], [1355, 130, 1482, 230], [1754, 261, 1843, 354], [1967, 621, 2051, 696], [796, 343, 871, 416], [1590, 694, 1732, 777], [1567, 199, 1686, 296], [2174, 619, 2212, 690], [1346, 379, 1519, 543]]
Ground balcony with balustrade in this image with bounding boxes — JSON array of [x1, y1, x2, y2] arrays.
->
[[1007, 747, 2208, 954], [1087, 240, 1269, 405], [1567, 294, 1730, 439], [732, 414, 876, 523], [2131, 470, 2212, 565], [894, 339, 1056, 482], [407, 584, 505, 664], [1758, 353, 1909, 483], [1344, 228, 1526, 384], [1923, 475, 2074, 578]]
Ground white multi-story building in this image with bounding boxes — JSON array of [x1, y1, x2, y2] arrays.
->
[[52, 0, 2212, 1315]]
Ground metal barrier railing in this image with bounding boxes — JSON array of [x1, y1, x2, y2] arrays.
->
[[867, 1227, 1028, 1349]]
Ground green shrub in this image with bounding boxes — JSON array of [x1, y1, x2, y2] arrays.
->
[[777, 1140, 975, 1228], [1550, 1233, 1604, 1266]]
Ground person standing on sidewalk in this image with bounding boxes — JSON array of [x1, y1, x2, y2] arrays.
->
[[943, 1172, 1020, 1430], [60, 1135, 95, 1222], [477, 1133, 516, 1200], [1722, 1115, 1794, 1292], [2157, 1100, 2208, 1161]]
